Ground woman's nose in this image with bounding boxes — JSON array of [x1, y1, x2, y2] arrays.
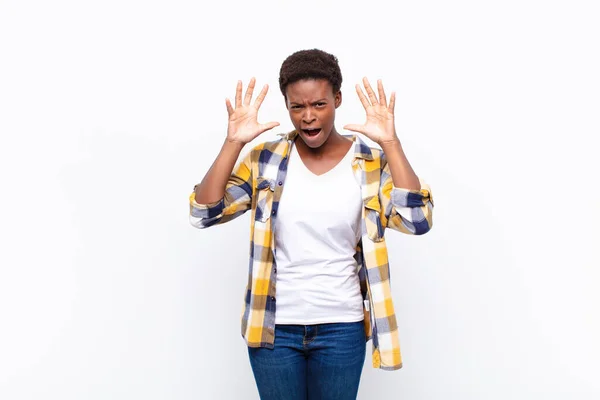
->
[[302, 109, 316, 124]]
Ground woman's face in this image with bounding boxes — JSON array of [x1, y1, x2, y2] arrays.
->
[[285, 79, 341, 149]]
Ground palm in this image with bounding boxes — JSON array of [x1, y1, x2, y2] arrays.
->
[[228, 105, 261, 142], [361, 103, 395, 143], [344, 78, 398, 145], [226, 78, 279, 144]]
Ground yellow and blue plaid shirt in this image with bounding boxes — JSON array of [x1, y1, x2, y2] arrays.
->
[[189, 131, 434, 370]]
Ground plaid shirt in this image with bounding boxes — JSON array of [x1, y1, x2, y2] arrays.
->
[[189, 131, 434, 370]]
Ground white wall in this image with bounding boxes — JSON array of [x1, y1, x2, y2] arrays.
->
[[1, 0, 599, 399]]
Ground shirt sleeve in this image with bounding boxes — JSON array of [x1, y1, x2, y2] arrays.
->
[[189, 150, 254, 229], [379, 157, 434, 235]]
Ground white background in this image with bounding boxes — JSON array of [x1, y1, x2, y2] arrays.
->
[[1, 0, 599, 399]]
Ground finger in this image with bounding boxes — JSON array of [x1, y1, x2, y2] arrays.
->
[[377, 79, 387, 106], [244, 77, 256, 106], [253, 84, 269, 109], [225, 98, 234, 116], [388, 91, 396, 113], [343, 124, 367, 134], [258, 121, 280, 134], [235, 80, 242, 108], [362, 77, 379, 105], [355, 84, 370, 109]]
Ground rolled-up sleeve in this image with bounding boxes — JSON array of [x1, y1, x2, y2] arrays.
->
[[380, 162, 434, 235], [189, 151, 254, 229]]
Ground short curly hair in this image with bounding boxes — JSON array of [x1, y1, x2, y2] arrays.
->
[[279, 49, 342, 98]]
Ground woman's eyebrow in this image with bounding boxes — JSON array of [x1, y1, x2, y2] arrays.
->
[[289, 98, 328, 106]]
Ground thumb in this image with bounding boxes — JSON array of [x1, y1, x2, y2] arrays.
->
[[343, 124, 366, 134], [258, 121, 280, 134]]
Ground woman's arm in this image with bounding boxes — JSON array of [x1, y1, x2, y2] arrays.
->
[[193, 139, 246, 204], [344, 77, 432, 235], [189, 78, 279, 228]]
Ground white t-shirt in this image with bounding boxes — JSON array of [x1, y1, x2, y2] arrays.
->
[[274, 143, 364, 325]]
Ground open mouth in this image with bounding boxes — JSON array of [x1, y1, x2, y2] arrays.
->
[[302, 128, 321, 137]]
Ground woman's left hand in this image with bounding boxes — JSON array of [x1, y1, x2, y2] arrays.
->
[[344, 77, 400, 145]]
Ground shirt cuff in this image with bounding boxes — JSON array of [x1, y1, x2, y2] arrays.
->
[[189, 192, 225, 219], [391, 184, 433, 208]]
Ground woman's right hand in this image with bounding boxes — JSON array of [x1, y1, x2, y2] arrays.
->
[[226, 77, 280, 144]]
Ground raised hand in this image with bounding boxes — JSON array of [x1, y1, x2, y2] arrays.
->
[[226, 77, 280, 144], [343, 77, 399, 145]]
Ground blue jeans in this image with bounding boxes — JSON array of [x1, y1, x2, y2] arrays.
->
[[248, 321, 366, 400]]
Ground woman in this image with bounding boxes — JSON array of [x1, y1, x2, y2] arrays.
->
[[189, 49, 433, 400]]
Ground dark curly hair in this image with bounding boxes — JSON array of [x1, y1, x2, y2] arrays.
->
[[279, 49, 342, 99]]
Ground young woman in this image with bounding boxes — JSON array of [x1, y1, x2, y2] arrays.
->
[[189, 49, 434, 400]]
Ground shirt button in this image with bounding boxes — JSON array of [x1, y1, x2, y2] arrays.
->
[[273, 267, 277, 273], [278, 181, 283, 186], [270, 296, 275, 301], [271, 210, 276, 215]]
